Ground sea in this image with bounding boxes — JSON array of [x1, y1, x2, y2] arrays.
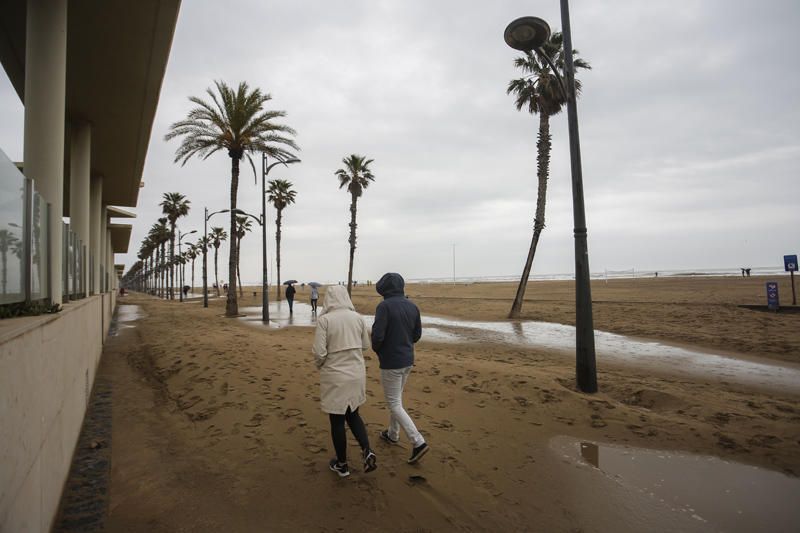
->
[[407, 266, 788, 284]]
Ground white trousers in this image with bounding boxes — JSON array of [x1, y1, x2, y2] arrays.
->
[[380, 366, 424, 447]]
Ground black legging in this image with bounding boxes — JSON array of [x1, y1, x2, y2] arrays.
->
[[329, 407, 370, 463]]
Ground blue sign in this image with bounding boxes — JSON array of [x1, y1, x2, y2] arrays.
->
[[766, 282, 779, 310], [785, 255, 798, 272]]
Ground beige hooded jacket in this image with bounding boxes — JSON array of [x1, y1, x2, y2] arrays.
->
[[312, 285, 371, 414]]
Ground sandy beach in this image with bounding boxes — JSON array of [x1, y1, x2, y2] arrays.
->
[[95, 275, 799, 532]]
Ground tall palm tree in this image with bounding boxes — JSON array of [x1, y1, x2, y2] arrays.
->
[[335, 155, 375, 295], [506, 33, 590, 318], [209, 227, 227, 298], [160, 192, 191, 300], [235, 215, 253, 297], [165, 80, 299, 317], [267, 179, 297, 300]]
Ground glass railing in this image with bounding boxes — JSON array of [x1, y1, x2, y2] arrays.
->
[[1, 149, 27, 305], [1, 146, 101, 311]]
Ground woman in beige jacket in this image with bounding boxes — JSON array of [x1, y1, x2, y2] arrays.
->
[[313, 285, 377, 478]]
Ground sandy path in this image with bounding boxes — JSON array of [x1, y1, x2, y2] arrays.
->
[[103, 277, 799, 531]]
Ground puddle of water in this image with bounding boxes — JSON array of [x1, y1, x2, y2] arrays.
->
[[237, 305, 800, 393], [239, 301, 319, 328], [552, 436, 800, 533], [117, 305, 143, 323], [418, 316, 800, 394], [110, 305, 144, 336]]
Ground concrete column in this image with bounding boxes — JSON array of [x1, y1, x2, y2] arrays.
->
[[106, 233, 114, 291], [100, 208, 107, 292], [89, 177, 102, 294], [69, 123, 91, 296], [23, 0, 68, 305]]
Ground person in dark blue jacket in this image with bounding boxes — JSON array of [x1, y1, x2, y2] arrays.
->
[[371, 272, 429, 464]]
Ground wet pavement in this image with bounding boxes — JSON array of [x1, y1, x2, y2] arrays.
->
[[238, 303, 800, 394], [551, 436, 800, 532]]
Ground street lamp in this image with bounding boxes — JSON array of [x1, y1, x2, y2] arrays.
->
[[261, 153, 300, 323], [204, 207, 230, 308], [177, 229, 197, 302], [504, 3, 598, 393]]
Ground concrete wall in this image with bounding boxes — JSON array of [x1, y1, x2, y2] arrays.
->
[[0, 293, 112, 532]]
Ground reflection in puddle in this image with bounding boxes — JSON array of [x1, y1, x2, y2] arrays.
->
[[239, 301, 318, 328], [553, 436, 800, 532], [419, 317, 800, 394], [110, 304, 143, 336], [238, 305, 800, 393]]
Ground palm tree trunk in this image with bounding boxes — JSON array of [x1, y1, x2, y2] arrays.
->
[[275, 209, 282, 301], [237, 236, 243, 297], [191, 257, 195, 294], [169, 223, 176, 300], [347, 195, 358, 296], [226, 155, 240, 316], [509, 112, 551, 318]]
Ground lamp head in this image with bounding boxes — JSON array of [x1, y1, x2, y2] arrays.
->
[[504, 16, 551, 51]]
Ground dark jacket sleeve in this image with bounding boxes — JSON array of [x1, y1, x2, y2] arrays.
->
[[412, 307, 422, 343], [371, 303, 387, 353]]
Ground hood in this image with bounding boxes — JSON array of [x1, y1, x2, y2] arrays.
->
[[376, 272, 405, 299], [320, 285, 355, 315]]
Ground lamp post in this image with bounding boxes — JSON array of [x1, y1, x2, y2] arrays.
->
[[177, 229, 197, 302], [204, 207, 230, 308], [261, 153, 300, 323], [504, 4, 597, 393]]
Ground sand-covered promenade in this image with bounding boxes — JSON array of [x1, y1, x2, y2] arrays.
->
[[64, 276, 800, 532]]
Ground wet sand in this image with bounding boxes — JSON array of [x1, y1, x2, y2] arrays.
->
[[103, 276, 800, 531]]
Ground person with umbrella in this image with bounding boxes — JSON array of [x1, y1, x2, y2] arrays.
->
[[308, 282, 322, 314], [284, 280, 298, 314]]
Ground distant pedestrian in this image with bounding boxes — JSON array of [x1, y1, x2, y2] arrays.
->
[[182, 285, 190, 297], [286, 283, 296, 314], [371, 272, 429, 464], [313, 285, 377, 478], [310, 285, 319, 313], [746, 268, 751, 277]]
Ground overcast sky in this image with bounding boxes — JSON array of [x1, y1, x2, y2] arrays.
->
[[2, 0, 799, 284]]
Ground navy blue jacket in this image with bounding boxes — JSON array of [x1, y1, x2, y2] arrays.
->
[[371, 273, 421, 369]]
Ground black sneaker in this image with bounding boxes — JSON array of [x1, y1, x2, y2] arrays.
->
[[363, 449, 377, 473], [408, 443, 429, 464], [329, 459, 350, 478], [380, 429, 399, 445]]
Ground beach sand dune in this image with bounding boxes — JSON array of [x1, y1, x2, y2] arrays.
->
[[99, 276, 799, 531]]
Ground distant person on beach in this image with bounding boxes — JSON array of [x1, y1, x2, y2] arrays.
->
[[310, 285, 319, 313], [182, 285, 190, 297], [286, 283, 296, 314], [312, 285, 377, 478], [746, 268, 751, 277], [371, 272, 429, 464]]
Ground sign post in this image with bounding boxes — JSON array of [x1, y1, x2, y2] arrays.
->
[[766, 282, 779, 311], [785, 254, 798, 306]]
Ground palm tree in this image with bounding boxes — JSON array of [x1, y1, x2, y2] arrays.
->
[[165, 80, 299, 317], [187, 244, 198, 294], [235, 215, 253, 297], [196, 235, 211, 299], [506, 33, 590, 318], [267, 179, 297, 300], [160, 192, 191, 300], [148, 219, 170, 298], [209, 227, 227, 297], [335, 155, 375, 295]]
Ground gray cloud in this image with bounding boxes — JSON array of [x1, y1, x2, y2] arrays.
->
[[2, 0, 798, 284]]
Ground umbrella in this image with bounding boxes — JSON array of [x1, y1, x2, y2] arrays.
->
[[308, 282, 322, 288], [283, 279, 298, 285]]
